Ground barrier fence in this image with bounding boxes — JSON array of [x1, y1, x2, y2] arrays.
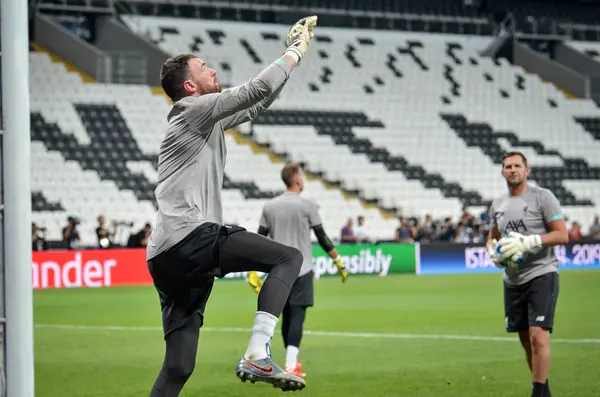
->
[[31, 240, 600, 289]]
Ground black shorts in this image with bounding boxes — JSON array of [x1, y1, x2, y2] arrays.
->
[[286, 270, 314, 308], [147, 222, 246, 338], [504, 271, 559, 333]]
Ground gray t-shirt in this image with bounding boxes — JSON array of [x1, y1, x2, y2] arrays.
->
[[147, 60, 291, 260], [260, 192, 322, 277], [490, 184, 564, 286]]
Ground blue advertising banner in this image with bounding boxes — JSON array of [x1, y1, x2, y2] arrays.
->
[[418, 240, 600, 275]]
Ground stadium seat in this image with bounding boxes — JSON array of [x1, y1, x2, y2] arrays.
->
[[120, 16, 600, 233], [29, 52, 397, 245]]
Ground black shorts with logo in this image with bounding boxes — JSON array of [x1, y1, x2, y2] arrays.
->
[[286, 270, 314, 308], [504, 271, 559, 333], [147, 222, 246, 338]]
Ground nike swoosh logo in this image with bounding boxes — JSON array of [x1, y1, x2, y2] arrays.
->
[[244, 360, 274, 374]]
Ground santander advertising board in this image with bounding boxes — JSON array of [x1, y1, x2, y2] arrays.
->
[[31, 249, 152, 289]]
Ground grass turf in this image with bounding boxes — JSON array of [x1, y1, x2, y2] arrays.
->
[[34, 270, 600, 396]]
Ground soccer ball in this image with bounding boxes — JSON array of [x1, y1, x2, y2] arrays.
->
[[495, 236, 528, 268]]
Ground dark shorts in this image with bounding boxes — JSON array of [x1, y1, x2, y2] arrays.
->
[[504, 271, 559, 333], [286, 270, 314, 308], [147, 222, 246, 338]]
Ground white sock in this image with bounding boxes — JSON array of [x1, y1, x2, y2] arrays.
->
[[285, 345, 299, 369], [244, 311, 278, 360]]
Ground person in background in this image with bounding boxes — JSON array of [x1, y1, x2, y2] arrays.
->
[[340, 218, 356, 243], [96, 215, 116, 249], [128, 223, 153, 248], [62, 216, 80, 250], [354, 215, 371, 243], [439, 217, 456, 242], [454, 222, 471, 243], [251, 163, 347, 377], [486, 151, 568, 397], [588, 215, 600, 239], [568, 221, 583, 241], [394, 217, 414, 242], [459, 206, 474, 225], [32, 222, 47, 252], [415, 218, 434, 243]]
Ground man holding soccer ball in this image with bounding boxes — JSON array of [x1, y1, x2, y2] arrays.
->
[[486, 152, 569, 397]]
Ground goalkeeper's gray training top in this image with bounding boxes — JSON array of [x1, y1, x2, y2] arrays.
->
[[490, 184, 564, 286], [260, 191, 323, 277], [146, 60, 291, 261]]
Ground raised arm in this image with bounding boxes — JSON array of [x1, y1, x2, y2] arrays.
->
[[185, 58, 295, 131], [221, 81, 288, 130], [217, 15, 317, 129]]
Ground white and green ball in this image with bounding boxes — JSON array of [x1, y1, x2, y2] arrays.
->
[[495, 236, 528, 268]]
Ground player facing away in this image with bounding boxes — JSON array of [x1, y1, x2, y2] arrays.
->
[[145, 16, 318, 395], [485, 152, 569, 397], [247, 163, 348, 377]]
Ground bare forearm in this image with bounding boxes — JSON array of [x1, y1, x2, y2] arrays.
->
[[541, 230, 569, 246], [280, 54, 298, 69], [487, 226, 501, 242], [327, 248, 339, 259]]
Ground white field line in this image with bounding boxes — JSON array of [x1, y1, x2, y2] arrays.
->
[[35, 324, 600, 344]]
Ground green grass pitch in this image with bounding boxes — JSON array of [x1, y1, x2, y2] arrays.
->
[[34, 270, 600, 396]]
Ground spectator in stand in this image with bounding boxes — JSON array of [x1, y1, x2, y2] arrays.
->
[[439, 217, 456, 242], [415, 217, 434, 243], [568, 221, 583, 241], [589, 216, 600, 240], [340, 218, 356, 243], [127, 223, 152, 248], [459, 206, 474, 225], [354, 215, 371, 243], [471, 223, 486, 244], [455, 222, 471, 243], [62, 216, 80, 250], [394, 217, 414, 242], [96, 215, 116, 249], [32, 222, 47, 252]]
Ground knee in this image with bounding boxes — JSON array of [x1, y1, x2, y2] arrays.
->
[[529, 328, 550, 351], [283, 247, 303, 275], [518, 331, 531, 351], [164, 358, 195, 382]]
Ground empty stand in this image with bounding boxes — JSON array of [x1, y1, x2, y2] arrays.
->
[[32, 192, 64, 213], [218, 0, 482, 16], [574, 117, 600, 140], [30, 51, 397, 245], [441, 114, 597, 206], [124, 17, 600, 232], [253, 110, 483, 209], [215, 0, 600, 27]]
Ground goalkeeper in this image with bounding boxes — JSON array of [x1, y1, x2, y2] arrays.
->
[[145, 16, 318, 396], [486, 152, 568, 397], [249, 163, 348, 377]]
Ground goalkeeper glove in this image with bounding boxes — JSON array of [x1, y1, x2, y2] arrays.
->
[[485, 239, 503, 269], [285, 15, 317, 63], [333, 256, 348, 283], [499, 231, 542, 261], [248, 271, 263, 294]]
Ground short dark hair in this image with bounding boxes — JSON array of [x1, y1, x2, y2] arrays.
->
[[281, 163, 302, 187], [502, 151, 528, 167], [160, 53, 196, 102]]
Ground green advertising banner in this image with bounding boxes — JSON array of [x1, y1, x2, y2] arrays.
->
[[312, 243, 416, 279], [223, 243, 417, 280]]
